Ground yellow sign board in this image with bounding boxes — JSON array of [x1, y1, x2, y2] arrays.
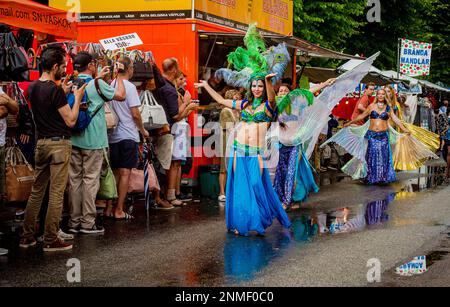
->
[[49, 0, 293, 34], [50, 0, 192, 12], [195, 0, 293, 35], [49, 0, 192, 21]]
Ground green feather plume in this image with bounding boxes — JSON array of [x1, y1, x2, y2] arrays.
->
[[277, 89, 315, 115]]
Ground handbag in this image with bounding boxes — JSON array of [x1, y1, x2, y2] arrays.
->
[[131, 62, 154, 82], [139, 90, 168, 130], [105, 102, 119, 131], [5, 146, 35, 202], [130, 50, 154, 83], [97, 149, 118, 200], [127, 168, 144, 194], [127, 165, 160, 194], [0, 33, 7, 80], [5, 32, 30, 81]]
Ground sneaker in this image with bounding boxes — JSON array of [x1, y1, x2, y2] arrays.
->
[[328, 165, 338, 171], [177, 193, 192, 202], [15, 210, 25, 222], [58, 229, 74, 241], [0, 248, 8, 256], [43, 239, 73, 252], [68, 227, 80, 234], [218, 195, 226, 202], [38, 230, 73, 243], [19, 237, 37, 248], [79, 225, 105, 235]]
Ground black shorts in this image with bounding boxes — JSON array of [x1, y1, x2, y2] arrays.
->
[[110, 140, 138, 169]]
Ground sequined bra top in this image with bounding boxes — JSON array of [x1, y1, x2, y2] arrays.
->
[[240, 99, 277, 123], [370, 105, 390, 121]]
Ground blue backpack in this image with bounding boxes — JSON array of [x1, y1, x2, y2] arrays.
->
[[67, 77, 109, 134]]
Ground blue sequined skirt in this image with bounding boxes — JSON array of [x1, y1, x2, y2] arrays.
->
[[274, 145, 319, 206], [226, 141, 292, 236], [365, 130, 396, 184]]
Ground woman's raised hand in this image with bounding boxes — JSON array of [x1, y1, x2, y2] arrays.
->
[[325, 78, 337, 86], [265, 73, 277, 81], [194, 80, 208, 89]]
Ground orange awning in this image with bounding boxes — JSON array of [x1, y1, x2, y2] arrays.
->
[[0, 0, 77, 39]]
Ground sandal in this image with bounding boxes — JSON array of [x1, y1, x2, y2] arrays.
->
[[154, 199, 174, 210], [169, 199, 185, 207], [114, 213, 134, 221]]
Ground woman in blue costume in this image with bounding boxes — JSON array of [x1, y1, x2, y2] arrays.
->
[[195, 73, 291, 236], [195, 24, 293, 236], [329, 90, 410, 184], [274, 80, 335, 209]]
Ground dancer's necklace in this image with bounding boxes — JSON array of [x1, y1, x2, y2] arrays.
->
[[252, 97, 263, 110], [377, 102, 385, 110]]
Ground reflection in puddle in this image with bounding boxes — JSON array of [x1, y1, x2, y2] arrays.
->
[[223, 193, 398, 282]]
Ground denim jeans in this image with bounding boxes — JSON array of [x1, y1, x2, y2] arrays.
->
[[22, 139, 71, 244]]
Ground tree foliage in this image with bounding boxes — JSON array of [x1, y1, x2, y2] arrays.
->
[[294, 0, 449, 85]]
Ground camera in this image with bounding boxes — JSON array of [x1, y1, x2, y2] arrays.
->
[[70, 77, 88, 104], [72, 77, 86, 90]]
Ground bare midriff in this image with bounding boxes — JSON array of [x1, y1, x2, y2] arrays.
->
[[369, 118, 389, 132], [235, 122, 270, 149]]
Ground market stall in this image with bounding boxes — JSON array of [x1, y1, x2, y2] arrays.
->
[[47, 0, 362, 189]]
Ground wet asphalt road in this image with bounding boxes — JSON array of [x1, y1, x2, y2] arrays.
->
[[0, 169, 449, 287]]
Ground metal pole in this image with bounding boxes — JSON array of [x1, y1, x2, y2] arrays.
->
[[397, 38, 401, 79]]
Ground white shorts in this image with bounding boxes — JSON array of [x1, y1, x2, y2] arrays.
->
[[172, 121, 189, 161]]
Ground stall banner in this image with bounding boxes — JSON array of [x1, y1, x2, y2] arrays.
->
[[400, 39, 432, 77], [194, 0, 293, 35], [100, 33, 143, 51], [0, 0, 77, 39], [49, 0, 192, 21], [397, 82, 423, 95]]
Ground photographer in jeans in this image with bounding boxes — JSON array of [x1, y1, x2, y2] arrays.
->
[[20, 46, 86, 252], [68, 52, 126, 234]]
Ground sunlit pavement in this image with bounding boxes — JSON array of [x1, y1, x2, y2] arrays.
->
[[0, 169, 449, 287]]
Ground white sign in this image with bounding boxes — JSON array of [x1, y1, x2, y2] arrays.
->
[[100, 33, 143, 51], [400, 39, 432, 77]]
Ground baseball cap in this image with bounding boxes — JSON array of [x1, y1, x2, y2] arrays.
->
[[74, 52, 98, 71]]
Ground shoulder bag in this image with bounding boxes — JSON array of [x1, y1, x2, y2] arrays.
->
[[5, 146, 35, 202], [97, 149, 118, 200], [139, 90, 168, 130]]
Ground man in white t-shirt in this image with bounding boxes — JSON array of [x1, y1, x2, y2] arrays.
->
[[106, 56, 151, 219], [0, 88, 19, 201]]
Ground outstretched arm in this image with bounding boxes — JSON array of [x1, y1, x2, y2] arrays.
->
[[344, 106, 372, 127], [310, 78, 336, 95], [194, 81, 242, 110], [390, 110, 410, 134]]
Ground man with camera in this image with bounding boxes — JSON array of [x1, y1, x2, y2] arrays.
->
[[68, 51, 126, 235], [20, 46, 86, 252]]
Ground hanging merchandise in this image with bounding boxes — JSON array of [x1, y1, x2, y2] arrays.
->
[[129, 50, 155, 83], [0, 32, 30, 81]]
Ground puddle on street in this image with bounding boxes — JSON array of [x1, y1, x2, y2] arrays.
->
[[425, 250, 449, 267], [0, 171, 446, 286]]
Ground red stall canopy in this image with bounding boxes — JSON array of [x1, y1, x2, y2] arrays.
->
[[0, 0, 77, 39]]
